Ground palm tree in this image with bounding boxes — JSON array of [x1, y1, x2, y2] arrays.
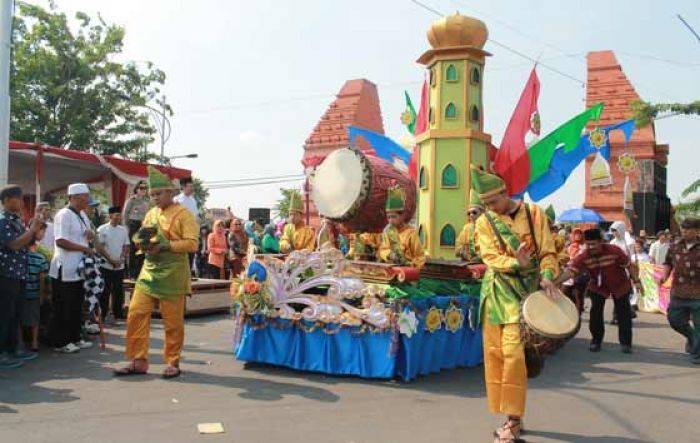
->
[[676, 179, 699, 219]]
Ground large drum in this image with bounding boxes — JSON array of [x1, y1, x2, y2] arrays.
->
[[310, 148, 416, 233], [520, 290, 579, 378]]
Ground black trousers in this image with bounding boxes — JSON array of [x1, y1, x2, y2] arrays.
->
[[127, 220, 144, 279], [50, 274, 85, 348], [589, 291, 633, 346], [99, 267, 125, 319], [0, 276, 21, 353]]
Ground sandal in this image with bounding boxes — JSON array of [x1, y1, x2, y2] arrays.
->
[[162, 366, 181, 379], [113, 361, 148, 376], [493, 418, 525, 443]]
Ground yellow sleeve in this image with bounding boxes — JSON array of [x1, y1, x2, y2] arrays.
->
[[455, 224, 469, 256], [475, 215, 520, 272], [407, 229, 426, 268], [299, 226, 316, 251], [530, 204, 558, 280], [279, 224, 294, 253], [378, 232, 392, 263], [170, 209, 199, 254]]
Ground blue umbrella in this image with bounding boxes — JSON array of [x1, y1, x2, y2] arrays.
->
[[557, 208, 605, 224]]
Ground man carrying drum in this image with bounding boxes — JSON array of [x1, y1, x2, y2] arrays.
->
[[470, 166, 559, 443], [552, 228, 634, 354]]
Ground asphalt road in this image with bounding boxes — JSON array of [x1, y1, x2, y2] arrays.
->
[[1, 303, 697, 443]]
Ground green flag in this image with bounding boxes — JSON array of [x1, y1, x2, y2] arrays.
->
[[528, 103, 603, 183], [402, 91, 417, 134]]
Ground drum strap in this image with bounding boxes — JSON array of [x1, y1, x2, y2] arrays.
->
[[484, 211, 529, 299], [523, 203, 540, 270]]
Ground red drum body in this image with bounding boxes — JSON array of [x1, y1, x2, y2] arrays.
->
[[310, 148, 416, 233]]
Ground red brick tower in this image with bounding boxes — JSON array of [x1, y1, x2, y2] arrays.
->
[[584, 50, 670, 231], [301, 79, 384, 227]]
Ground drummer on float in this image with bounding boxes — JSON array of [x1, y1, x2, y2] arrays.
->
[[279, 192, 315, 253], [378, 186, 425, 269], [471, 165, 559, 443], [456, 188, 484, 263]]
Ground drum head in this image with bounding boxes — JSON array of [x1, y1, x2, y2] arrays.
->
[[311, 149, 364, 219], [522, 290, 579, 339]]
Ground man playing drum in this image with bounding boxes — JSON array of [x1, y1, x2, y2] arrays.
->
[[471, 166, 559, 443], [552, 228, 634, 353], [279, 193, 315, 253], [378, 187, 425, 269], [456, 189, 484, 263]]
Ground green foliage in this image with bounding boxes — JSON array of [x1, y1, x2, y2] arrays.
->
[[192, 177, 209, 213], [274, 188, 302, 219], [631, 99, 700, 127], [675, 178, 700, 218], [10, 1, 171, 158]]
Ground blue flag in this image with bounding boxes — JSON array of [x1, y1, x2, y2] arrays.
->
[[348, 126, 411, 171], [526, 119, 635, 201]]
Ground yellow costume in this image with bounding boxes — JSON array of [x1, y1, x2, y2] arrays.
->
[[125, 167, 199, 368], [472, 166, 557, 418], [346, 232, 382, 260], [378, 225, 426, 268], [555, 234, 569, 267], [456, 221, 480, 261], [279, 222, 315, 253]]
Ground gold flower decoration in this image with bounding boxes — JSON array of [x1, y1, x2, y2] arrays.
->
[[588, 128, 607, 149], [401, 110, 414, 126], [424, 307, 443, 333], [617, 152, 637, 175], [444, 306, 464, 333]]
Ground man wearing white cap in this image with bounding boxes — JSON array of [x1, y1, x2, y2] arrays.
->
[[49, 183, 95, 354]]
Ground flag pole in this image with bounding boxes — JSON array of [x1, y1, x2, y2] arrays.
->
[[0, 0, 12, 186]]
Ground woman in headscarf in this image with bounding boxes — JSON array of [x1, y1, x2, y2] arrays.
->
[[228, 218, 249, 277], [207, 220, 228, 279], [261, 223, 280, 254]]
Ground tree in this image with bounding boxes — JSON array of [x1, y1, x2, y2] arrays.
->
[[192, 177, 209, 213], [631, 99, 700, 127], [675, 178, 700, 219], [10, 1, 171, 159], [274, 188, 302, 219]]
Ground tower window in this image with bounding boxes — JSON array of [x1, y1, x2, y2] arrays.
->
[[471, 67, 481, 85], [430, 67, 436, 87], [441, 164, 458, 188], [470, 105, 480, 122], [419, 166, 428, 189], [418, 224, 426, 246], [446, 64, 458, 82], [440, 224, 456, 247], [445, 102, 457, 120], [429, 107, 434, 123]]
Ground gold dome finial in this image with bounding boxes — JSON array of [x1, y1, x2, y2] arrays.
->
[[427, 12, 488, 49]]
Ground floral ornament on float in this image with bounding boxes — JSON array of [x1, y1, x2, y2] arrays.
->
[[589, 127, 613, 187], [444, 305, 464, 333], [397, 308, 419, 337], [424, 306, 443, 332]]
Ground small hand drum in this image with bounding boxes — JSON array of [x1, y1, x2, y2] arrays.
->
[[135, 226, 157, 248]]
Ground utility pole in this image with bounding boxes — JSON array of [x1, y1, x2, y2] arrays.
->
[[159, 95, 167, 164], [0, 0, 13, 186]]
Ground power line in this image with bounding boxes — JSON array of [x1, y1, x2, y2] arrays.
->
[[205, 177, 305, 190], [203, 173, 303, 185]]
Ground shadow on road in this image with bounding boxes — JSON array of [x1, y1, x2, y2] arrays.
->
[[525, 429, 654, 442]]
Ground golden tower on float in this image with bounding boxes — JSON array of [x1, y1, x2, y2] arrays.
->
[[415, 13, 492, 259]]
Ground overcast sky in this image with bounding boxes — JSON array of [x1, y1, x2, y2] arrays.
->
[[28, 0, 699, 218]]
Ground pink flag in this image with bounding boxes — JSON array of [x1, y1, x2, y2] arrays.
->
[[494, 68, 540, 195], [409, 78, 429, 180]]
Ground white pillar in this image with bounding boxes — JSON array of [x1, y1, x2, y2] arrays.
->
[[0, 0, 13, 186]]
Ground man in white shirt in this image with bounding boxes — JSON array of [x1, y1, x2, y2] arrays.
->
[[49, 183, 95, 354], [609, 220, 639, 319], [173, 177, 199, 220], [36, 202, 55, 252], [649, 230, 670, 265], [96, 206, 130, 321]]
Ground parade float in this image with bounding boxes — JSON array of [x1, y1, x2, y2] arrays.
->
[[233, 13, 491, 381]]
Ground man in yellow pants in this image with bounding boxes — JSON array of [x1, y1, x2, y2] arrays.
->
[[471, 166, 558, 442], [114, 167, 199, 379]]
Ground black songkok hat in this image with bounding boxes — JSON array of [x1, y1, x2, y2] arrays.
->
[[108, 206, 121, 214], [681, 217, 699, 230], [584, 228, 602, 241]]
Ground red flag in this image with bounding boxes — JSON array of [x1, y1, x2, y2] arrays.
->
[[409, 78, 429, 180], [494, 68, 540, 195], [414, 78, 429, 135]]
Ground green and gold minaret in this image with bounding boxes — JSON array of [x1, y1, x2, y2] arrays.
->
[[415, 12, 492, 259]]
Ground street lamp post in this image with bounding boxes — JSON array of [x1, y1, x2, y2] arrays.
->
[[169, 153, 198, 160]]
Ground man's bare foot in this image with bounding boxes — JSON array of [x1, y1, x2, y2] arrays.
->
[[113, 359, 148, 376]]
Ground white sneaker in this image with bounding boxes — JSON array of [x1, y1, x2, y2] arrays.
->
[[56, 343, 80, 354], [75, 340, 93, 349], [85, 323, 100, 335]]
